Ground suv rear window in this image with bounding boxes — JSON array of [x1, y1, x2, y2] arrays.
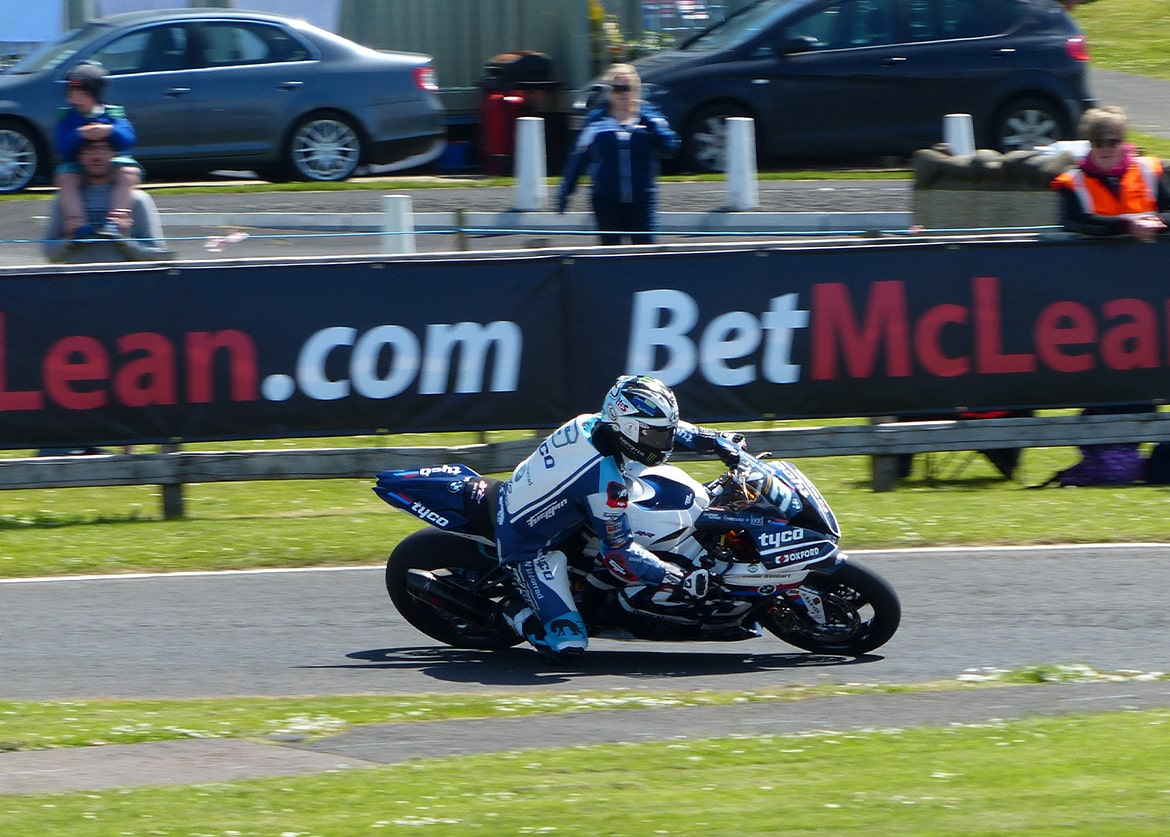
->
[[907, 0, 1017, 41], [790, 0, 898, 49]]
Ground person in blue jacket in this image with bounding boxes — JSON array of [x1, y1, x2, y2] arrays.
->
[[498, 375, 745, 657], [55, 62, 142, 239], [557, 63, 679, 245]]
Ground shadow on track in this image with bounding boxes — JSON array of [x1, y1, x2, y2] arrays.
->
[[295, 646, 884, 687]]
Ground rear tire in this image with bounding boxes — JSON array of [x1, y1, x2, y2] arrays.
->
[[761, 559, 901, 655], [286, 112, 363, 182], [386, 529, 521, 650], [992, 97, 1069, 152]]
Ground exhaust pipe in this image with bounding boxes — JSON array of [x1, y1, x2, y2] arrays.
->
[[405, 569, 495, 623]]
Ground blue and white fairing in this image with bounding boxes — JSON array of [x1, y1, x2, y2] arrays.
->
[[622, 464, 711, 556], [695, 452, 842, 595], [772, 459, 840, 539], [372, 464, 493, 542]]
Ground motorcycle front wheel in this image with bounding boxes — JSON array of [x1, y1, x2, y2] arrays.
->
[[385, 528, 522, 650], [760, 559, 901, 655]]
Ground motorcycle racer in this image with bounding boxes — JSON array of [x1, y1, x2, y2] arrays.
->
[[497, 375, 745, 657]]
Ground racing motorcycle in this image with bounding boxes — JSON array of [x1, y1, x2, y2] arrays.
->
[[372, 446, 900, 656]]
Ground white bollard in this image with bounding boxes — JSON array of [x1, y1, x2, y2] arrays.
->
[[943, 113, 976, 157], [513, 116, 548, 211], [725, 116, 758, 211], [381, 194, 415, 254]]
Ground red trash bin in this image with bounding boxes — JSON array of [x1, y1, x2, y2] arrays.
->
[[481, 92, 526, 175], [479, 51, 557, 175]]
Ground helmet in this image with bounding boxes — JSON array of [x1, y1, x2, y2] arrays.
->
[[601, 375, 679, 465], [67, 62, 107, 99]]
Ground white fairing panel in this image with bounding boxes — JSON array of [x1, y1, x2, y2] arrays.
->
[[625, 464, 710, 558]]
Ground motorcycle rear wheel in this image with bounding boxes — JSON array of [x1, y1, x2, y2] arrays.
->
[[760, 559, 901, 655], [386, 529, 522, 650]]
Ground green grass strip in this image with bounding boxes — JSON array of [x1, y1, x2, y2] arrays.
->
[[1, 666, 1164, 753], [3, 708, 1169, 834]]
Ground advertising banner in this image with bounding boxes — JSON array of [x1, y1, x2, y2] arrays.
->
[[564, 239, 1170, 421], [2, 238, 1168, 448]]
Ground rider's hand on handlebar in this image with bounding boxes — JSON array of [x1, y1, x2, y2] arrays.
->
[[722, 431, 748, 450], [714, 435, 742, 469]]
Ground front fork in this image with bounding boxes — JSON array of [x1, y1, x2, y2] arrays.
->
[[780, 586, 827, 625]]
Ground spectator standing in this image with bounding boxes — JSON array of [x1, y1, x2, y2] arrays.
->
[[1046, 105, 1163, 487], [55, 62, 142, 239], [1051, 105, 1170, 241], [557, 63, 679, 245], [43, 137, 169, 264]]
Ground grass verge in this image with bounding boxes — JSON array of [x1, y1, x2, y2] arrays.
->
[[2, 706, 1169, 834], [0, 666, 1163, 754]]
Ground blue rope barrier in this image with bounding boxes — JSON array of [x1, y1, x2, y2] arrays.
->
[[0, 223, 1064, 250]]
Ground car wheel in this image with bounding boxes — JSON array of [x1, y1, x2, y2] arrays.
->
[[287, 112, 363, 182], [0, 121, 42, 193], [683, 104, 753, 173], [992, 97, 1069, 152]]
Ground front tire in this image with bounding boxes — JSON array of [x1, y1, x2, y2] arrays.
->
[[286, 112, 363, 182], [0, 120, 42, 193], [386, 528, 521, 650], [761, 559, 901, 655]]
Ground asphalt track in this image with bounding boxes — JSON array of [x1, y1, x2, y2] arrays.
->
[[3, 545, 1170, 793]]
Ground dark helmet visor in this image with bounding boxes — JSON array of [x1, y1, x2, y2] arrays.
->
[[639, 424, 675, 452]]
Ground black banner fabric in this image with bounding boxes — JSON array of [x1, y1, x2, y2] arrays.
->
[[2, 238, 1168, 448], [564, 239, 1170, 421]]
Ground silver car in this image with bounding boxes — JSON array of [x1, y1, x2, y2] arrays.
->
[[0, 9, 446, 192]]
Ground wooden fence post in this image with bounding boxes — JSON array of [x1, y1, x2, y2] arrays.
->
[[160, 442, 185, 520], [870, 416, 899, 492]]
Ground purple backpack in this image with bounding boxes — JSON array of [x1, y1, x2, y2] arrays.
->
[[1056, 445, 1145, 487]]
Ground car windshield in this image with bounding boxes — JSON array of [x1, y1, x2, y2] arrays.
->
[[3, 24, 110, 74], [680, 0, 795, 51]]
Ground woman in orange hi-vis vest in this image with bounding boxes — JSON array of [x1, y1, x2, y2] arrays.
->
[[1051, 105, 1170, 242]]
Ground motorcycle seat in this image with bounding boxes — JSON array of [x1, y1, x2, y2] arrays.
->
[[461, 476, 503, 539]]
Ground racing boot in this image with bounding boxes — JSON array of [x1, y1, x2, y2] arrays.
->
[[506, 550, 588, 656]]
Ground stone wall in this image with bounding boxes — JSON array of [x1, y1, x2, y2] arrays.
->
[[912, 148, 1076, 231]]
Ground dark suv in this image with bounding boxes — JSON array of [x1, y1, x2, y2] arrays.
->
[[586, 0, 1093, 171]]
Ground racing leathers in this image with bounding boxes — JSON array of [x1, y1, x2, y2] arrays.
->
[[496, 413, 740, 654]]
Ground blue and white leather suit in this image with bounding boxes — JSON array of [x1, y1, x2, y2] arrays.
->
[[556, 104, 680, 244], [496, 413, 724, 652]]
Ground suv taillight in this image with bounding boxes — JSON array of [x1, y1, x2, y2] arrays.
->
[[413, 66, 438, 92], [1064, 36, 1090, 62]]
